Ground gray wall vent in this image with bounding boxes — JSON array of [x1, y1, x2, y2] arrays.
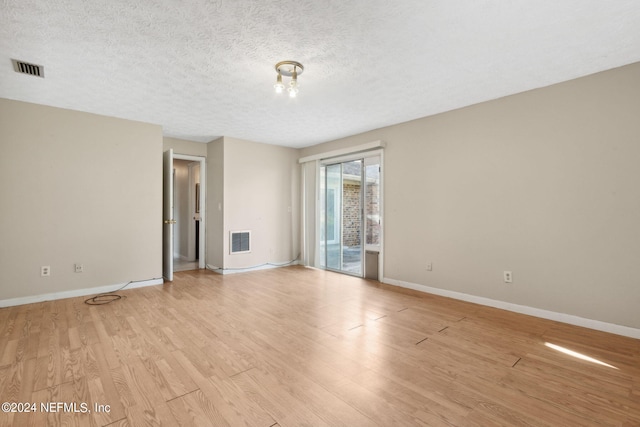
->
[[12, 59, 44, 77], [230, 231, 251, 254]]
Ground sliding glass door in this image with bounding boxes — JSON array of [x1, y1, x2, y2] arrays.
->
[[325, 163, 342, 270], [320, 155, 380, 277]]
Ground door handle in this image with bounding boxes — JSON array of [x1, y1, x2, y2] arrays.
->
[[164, 219, 177, 224]]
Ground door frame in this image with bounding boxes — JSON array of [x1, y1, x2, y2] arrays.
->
[[164, 152, 206, 281], [174, 154, 206, 270], [318, 150, 383, 279]]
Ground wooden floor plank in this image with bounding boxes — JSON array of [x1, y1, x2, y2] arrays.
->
[[233, 368, 332, 427], [166, 389, 224, 427], [248, 359, 376, 427], [0, 266, 638, 426], [0, 340, 18, 366], [349, 368, 469, 426], [172, 349, 275, 426]]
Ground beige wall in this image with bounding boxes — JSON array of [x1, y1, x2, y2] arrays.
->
[[0, 98, 162, 300], [206, 138, 224, 268], [222, 137, 300, 269], [163, 137, 208, 157], [301, 62, 640, 329]]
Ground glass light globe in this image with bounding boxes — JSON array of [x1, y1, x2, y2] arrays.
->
[[274, 73, 285, 94]]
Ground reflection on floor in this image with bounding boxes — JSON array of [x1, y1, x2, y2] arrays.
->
[[174, 258, 199, 272]]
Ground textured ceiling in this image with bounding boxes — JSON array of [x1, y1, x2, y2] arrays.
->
[[1, 1, 639, 148]]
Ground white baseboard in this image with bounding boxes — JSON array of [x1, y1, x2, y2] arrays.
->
[[382, 277, 640, 339], [206, 261, 300, 275], [0, 278, 164, 308]]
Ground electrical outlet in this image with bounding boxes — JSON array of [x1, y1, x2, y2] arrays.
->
[[41, 266, 51, 277], [426, 263, 433, 271], [503, 271, 513, 283], [74, 264, 84, 273]]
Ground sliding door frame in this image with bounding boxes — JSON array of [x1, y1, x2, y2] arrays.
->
[[318, 149, 384, 279]]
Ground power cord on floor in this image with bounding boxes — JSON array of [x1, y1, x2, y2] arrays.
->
[[84, 277, 163, 305]]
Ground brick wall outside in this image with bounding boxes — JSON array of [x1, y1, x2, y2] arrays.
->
[[366, 182, 380, 245], [342, 181, 380, 247], [343, 183, 361, 247]]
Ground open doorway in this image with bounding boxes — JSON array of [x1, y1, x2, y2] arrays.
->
[[173, 159, 201, 272], [163, 149, 206, 280]]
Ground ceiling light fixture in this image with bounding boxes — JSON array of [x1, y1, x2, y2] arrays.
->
[[274, 61, 303, 98]]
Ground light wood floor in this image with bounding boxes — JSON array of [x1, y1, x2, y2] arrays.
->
[[1, 266, 639, 426]]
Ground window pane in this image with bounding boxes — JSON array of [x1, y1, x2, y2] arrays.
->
[[325, 164, 341, 270], [365, 162, 380, 246], [342, 160, 362, 276]]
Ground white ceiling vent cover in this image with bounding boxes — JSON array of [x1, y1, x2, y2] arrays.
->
[[230, 231, 251, 254], [12, 59, 44, 77]]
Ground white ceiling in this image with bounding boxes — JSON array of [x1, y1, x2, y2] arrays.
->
[[1, 1, 639, 148]]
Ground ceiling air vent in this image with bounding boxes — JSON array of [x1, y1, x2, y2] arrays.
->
[[230, 231, 251, 254], [12, 59, 44, 78]]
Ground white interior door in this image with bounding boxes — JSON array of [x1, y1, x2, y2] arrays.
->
[[163, 149, 175, 281]]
